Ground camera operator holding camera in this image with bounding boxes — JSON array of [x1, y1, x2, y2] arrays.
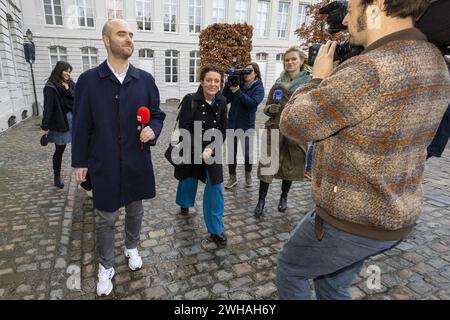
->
[[277, 0, 450, 300], [223, 62, 265, 189]]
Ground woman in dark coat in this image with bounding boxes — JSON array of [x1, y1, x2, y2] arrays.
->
[[255, 46, 311, 217], [222, 62, 265, 189], [41, 61, 75, 189], [174, 65, 228, 246]]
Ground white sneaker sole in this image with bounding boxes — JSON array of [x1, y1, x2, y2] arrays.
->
[[225, 181, 237, 189]]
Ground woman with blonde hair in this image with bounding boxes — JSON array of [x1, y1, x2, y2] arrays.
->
[[255, 46, 311, 217]]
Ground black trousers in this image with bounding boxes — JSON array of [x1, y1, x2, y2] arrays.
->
[[228, 135, 253, 175]]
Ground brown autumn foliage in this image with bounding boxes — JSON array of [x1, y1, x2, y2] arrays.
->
[[295, 0, 348, 46], [199, 23, 253, 72]]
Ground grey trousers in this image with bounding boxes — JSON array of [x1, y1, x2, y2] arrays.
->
[[95, 201, 144, 269]]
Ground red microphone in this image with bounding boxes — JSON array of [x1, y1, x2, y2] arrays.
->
[[137, 106, 150, 151]]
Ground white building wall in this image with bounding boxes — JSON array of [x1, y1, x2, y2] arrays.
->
[[0, 0, 33, 132], [21, 0, 314, 107]]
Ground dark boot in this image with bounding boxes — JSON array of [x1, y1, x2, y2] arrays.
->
[[211, 232, 227, 246], [278, 180, 292, 212], [180, 207, 189, 216], [254, 181, 269, 217], [54, 175, 64, 189], [278, 196, 287, 212], [52, 145, 66, 189]]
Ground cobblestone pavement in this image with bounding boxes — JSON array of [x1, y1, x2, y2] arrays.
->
[[0, 104, 449, 300]]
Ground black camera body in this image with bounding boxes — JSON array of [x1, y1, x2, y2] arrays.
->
[[319, 0, 348, 34], [226, 60, 253, 87], [308, 40, 364, 66]]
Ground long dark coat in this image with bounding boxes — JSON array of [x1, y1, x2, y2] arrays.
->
[[174, 86, 228, 185], [41, 80, 75, 132], [72, 61, 166, 212]]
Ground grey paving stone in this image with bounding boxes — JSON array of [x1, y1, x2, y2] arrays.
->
[[1, 109, 450, 300]]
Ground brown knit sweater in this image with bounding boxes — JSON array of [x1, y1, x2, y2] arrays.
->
[[280, 28, 450, 240]]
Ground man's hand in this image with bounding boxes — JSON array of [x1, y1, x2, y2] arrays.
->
[[41, 130, 49, 136], [313, 41, 337, 80], [230, 86, 240, 94], [202, 148, 213, 161], [74, 168, 88, 183], [140, 126, 155, 143]]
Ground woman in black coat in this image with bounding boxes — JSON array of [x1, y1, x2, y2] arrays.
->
[[174, 65, 228, 246], [41, 61, 75, 189]]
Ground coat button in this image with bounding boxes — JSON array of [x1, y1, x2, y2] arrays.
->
[[203, 112, 205, 115], [213, 120, 217, 123]]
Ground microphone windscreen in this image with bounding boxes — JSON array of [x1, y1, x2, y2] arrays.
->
[[273, 89, 283, 104], [137, 106, 150, 124]]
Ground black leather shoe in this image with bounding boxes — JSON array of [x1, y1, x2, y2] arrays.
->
[[180, 207, 189, 216], [254, 198, 265, 217], [278, 196, 287, 212], [211, 233, 227, 246], [54, 175, 64, 189]]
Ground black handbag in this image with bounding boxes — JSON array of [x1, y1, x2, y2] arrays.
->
[[164, 94, 195, 168], [40, 134, 48, 146]]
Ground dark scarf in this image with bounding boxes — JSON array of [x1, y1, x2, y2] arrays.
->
[[55, 81, 75, 113]]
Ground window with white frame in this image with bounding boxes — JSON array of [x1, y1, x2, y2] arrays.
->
[[164, 0, 178, 32], [81, 47, 98, 72], [139, 49, 154, 75], [107, 0, 124, 19], [49, 46, 67, 68], [44, 0, 63, 25], [212, 0, 226, 24], [77, 0, 94, 27], [189, 51, 200, 83], [165, 50, 179, 83], [255, 53, 268, 84], [136, 0, 152, 31], [189, 0, 202, 33], [235, 0, 248, 23], [297, 3, 308, 27], [256, 0, 269, 37], [277, 1, 290, 38], [275, 53, 284, 78]]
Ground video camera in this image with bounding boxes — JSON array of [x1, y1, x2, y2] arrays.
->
[[308, 0, 450, 66], [308, 1, 363, 66], [226, 58, 253, 87]]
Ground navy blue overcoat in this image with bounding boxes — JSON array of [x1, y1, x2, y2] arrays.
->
[[72, 60, 166, 212]]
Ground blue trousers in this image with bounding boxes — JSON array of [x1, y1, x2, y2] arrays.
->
[[176, 174, 224, 235], [277, 210, 400, 300]]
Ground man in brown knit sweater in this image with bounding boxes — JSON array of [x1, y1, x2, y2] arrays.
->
[[276, 0, 450, 299]]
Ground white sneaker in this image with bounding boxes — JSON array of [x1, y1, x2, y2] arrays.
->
[[96, 264, 115, 297], [124, 247, 143, 271]]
